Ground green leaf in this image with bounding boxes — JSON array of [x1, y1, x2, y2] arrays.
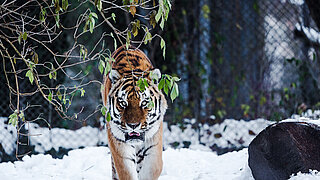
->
[[165, 78, 173, 89], [89, 18, 95, 33], [18, 111, 25, 122], [105, 61, 111, 75], [80, 88, 85, 97], [155, 5, 162, 22], [160, 17, 165, 30], [170, 83, 179, 102], [57, 89, 62, 100], [144, 31, 152, 45], [106, 111, 111, 122], [39, 8, 46, 22], [172, 76, 181, 82], [158, 79, 165, 90], [143, 78, 149, 88], [18, 33, 21, 44], [96, 0, 102, 11], [48, 92, 53, 101], [160, 38, 165, 49], [49, 65, 57, 80], [132, 23, 138, 37], [54, 0, 61, 13], [25, 70, 34, 84], [80, 46, 87, 61], [149, 10, 157, 28], [9, 112, 18, 127], [55, 14, 60, 28], [62, 0, 68, 11], [136, 20, 140, 29], [165, 0, 172, 9], [137, 78, 146, 92], [91, 12, 98, 19], [32, 53, 39, 64], [164, 83, 169, 95], [111, 13, 116, 22], [101, 106, 107, 116], [111, 33, 117, 50], [22, 32, 27, 41], [163, 46, 166, 58], [99, 60, 105, 74]]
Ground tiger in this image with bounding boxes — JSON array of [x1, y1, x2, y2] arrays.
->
[[101, 45, 167, 180]]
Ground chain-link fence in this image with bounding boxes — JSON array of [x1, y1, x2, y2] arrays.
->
[[1, 0, 320, 161]]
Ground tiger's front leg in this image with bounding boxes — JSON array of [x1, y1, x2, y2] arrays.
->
[[137, 122, 163, 180], [108, 129, 139, 180]]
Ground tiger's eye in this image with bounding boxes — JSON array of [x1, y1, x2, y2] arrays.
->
[[141, 100, 148, 107], [119, 101, 127, 108]]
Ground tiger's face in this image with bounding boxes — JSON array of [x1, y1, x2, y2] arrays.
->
[[106, 69, 167, 144]]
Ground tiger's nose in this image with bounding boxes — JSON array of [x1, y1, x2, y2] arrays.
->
[[127, 123, 140, 130]]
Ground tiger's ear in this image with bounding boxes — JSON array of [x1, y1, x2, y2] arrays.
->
[[150, 68, 162, 83], [109, 69, 121, 84]]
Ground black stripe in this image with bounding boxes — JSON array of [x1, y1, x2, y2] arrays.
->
[[113, 136, 125, 143], [158, 96, 161, 114], [117, 63, 127, 67], [114, 79, 130, 98], [113, 120, 121, 126], [112, 48, 124, 60], [152, 87, 158, 94], [154, 97, 158, 112], [137, 147, 144, 155], [115, 54, 126, 62], [134, 54, 142, 60], [121, 81, 134, 92], [130, 58, 139, 67], [148, 115, 160, 126], [137, 144, 156, 164]]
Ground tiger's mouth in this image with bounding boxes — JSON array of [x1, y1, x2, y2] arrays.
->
[[125, 131, 145, 142]]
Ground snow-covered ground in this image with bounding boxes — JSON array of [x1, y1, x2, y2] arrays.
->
[[0, 146, 319, 180], [0, 146, 252, 180]]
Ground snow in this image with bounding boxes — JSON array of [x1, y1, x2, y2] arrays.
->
[[0, 117, 17, 154], [296, 24, 320, 44], [0, 146, 253, 180], [0, 146, 318, 179], [25, 123, 106, 153], [290, 170, 320, 180], [281, 0, 304, 5]]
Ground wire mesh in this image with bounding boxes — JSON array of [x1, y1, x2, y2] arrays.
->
[[1, 0, 320, 161]]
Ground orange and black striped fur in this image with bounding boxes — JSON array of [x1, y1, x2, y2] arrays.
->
[[101, 46, 167, 180]]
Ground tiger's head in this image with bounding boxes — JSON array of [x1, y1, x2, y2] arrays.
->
[[106, 68, 167, 144]]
